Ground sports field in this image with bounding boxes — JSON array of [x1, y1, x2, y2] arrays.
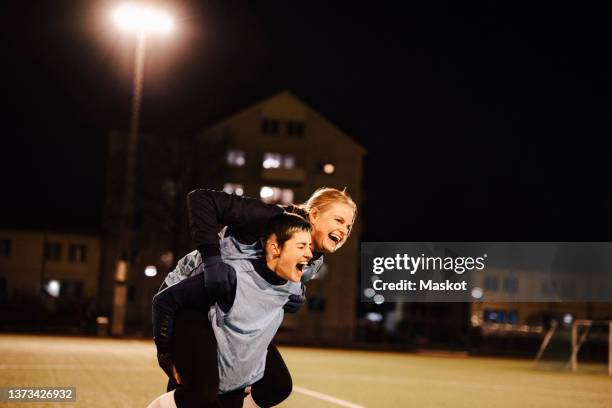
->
[[0, 334, 611, 408]]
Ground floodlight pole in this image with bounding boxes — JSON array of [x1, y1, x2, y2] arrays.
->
[[112, 31, 147, 336]]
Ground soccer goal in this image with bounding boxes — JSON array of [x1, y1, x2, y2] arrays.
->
[[533, 319, 612, 375]]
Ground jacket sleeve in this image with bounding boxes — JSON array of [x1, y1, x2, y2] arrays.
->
[[187, 189, 284, 258], [152, 263, 236, 353]]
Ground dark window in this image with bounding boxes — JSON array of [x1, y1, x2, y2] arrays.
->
[[560, 281, 576, 298], [508, 311, 519, 324], [128, 285, 136, 302], [133, 213, 143, 230], [484, 276, 498, 291], [541, 280, 555, 296], [62, 281, 84, 299], [68, 245, 88, 263], [0, 239, 10, 257], [503, 277, 519, 294], [44, 243, 62, 261], [287, 121, 305, 137], [261, 119, 280, 135]]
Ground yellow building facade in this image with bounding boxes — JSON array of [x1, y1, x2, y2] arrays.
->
[[0, 229, 100, 300]]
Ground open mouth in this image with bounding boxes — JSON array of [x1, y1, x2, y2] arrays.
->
[[296, 262, 307, 273], [328, 233, 341, 245]]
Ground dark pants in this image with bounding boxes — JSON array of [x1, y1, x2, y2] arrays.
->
[[169, 308, 292, 408]]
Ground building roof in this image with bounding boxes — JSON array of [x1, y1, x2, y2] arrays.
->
[[197, 90, 366, 155]]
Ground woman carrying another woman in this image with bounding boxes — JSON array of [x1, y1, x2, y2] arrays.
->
[[154, 187, 357, 407]]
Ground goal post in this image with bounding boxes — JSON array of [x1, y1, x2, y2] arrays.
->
[[533, 320, 558, 366], [534, 319, 612, 375], [569, 320, 592, 372]]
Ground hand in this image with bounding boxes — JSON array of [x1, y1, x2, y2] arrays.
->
[[202, 256, 236, 311], [157, 351, 175, 379], [284, 284, 306, 314]]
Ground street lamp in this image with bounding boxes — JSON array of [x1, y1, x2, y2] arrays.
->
[[110, 3, 174, 336], [113, 4, 174, 34]]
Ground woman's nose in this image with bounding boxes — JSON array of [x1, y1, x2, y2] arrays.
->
[[305, 248, 313, 259]]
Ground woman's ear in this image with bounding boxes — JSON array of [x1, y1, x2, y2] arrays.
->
[[266, 234, 281, 257], [308, 207, 319, 225]]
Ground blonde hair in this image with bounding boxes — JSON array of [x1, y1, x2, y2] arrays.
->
[[294, 188, 357, 236], [300, 187, 356, 214]]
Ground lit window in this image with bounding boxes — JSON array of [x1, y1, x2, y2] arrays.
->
[[144, 265, 158, 277], [44, 243, 62, 261], [366, 312, 383, 322], [263, 153, 296, 169], [263, 153, 282, 169], [261, 119, 280, 135], [226, 149, 246, 167], [260, 186, 293, 204], [44, 280, 61, 298], [260, 186, 280, 203], [322, 162, 335, 175], [484, 310, 503, 323], [223, 183, 244, 196], [69, 245, 87, 263], [0, 239, 10, 257], [287, 121, 305, 137], [283, 155, 296, 169], [281, 189, 294, 205]]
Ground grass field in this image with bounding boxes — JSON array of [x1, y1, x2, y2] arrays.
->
[[1, 334, 611, 407]]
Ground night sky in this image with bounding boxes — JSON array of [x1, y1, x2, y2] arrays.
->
[[2, 1, 610, 241]]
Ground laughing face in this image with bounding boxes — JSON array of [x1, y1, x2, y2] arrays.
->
[[308, 203, 355, 253], [270, 230, 314, 282]]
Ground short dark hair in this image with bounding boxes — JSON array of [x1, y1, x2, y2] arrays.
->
[[260, 213, 312, 248]]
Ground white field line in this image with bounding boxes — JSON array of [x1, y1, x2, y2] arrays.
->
[[0, 363, 154, 372], [293, 385, 366, 408], [295, 372, 612, 400]]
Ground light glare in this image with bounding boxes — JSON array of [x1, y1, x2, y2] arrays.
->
[[113, 4, 173, 34], [323, 163, 335, 174], [260, 186, 274, 199], [366, 312, 383, 322], [46, 280, 61, 298], [145, 265, 158, 277]]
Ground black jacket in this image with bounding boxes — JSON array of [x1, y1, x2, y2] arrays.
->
[[187, 189, 285, 259]]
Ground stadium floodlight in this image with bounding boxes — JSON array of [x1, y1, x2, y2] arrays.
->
[[112, 4, 174, 34]]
